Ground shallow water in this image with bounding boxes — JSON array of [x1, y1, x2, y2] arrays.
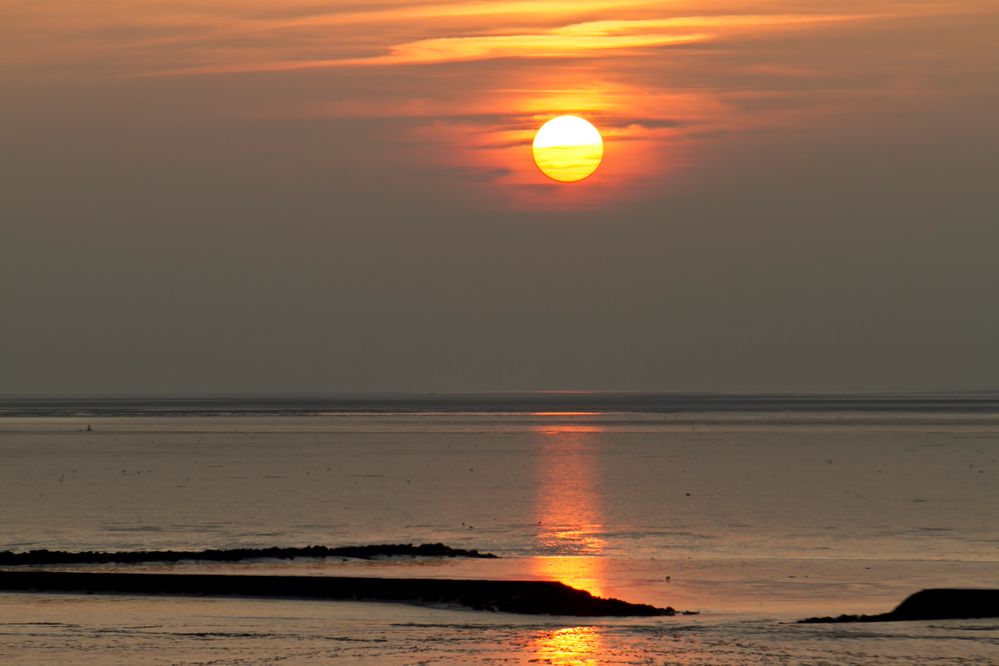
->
[[2, 593, 998, 664], [1, 398, 998, 662]]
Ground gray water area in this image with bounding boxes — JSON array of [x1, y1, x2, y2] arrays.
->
[[1, 400, 998, 662]]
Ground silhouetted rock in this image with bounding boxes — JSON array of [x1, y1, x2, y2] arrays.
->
[[799, 589, 999, 623], [0, 571, 674, 617], [0, 543, 497, 566]]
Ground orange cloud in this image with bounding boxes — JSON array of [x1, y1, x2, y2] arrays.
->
[[146, 10, 874, 77], [152, 33, 708, 76]]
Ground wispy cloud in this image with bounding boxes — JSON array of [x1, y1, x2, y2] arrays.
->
[[5, 1, 991, 77], [151, 32, 708, 76], [147, 12, 870, 77]]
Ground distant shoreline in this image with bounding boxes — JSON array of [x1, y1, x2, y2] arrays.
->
[[2, 391, 999, 418]]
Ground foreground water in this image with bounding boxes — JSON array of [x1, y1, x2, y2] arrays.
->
[[1, 395, 997, 663]]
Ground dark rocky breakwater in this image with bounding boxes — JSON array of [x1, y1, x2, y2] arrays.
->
[[799, 589, 999, 623], [0, 571, 674, 617], [0, 543, 497, 566]]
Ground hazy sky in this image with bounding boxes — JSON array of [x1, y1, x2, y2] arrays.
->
[[2, 1, 997, 394]]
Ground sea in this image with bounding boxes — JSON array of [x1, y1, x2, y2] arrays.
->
[[1, 393, 997, 664]]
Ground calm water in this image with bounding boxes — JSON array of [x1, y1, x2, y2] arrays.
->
[[1, 395, 998, 663]]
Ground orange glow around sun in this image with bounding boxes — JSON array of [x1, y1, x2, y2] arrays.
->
[[532, 115, 604, 182]]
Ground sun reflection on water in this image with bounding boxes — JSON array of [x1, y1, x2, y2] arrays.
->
[[531, 626, 604, 666], [532, 555, 605, 599], [533, 418, 605, 536], [529, 414, 611, 663]]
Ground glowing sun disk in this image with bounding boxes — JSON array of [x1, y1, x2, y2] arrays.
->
[[532, 115, 604, 183]]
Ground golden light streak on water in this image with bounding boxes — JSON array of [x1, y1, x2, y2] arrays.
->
[[531, 625, 604, 666], [532, 418, 606, 596]]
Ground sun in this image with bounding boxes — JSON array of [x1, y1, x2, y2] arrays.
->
[[532, 116, 604, 183]]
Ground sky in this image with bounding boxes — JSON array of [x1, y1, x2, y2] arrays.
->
[[2, 0, 998, 394]]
